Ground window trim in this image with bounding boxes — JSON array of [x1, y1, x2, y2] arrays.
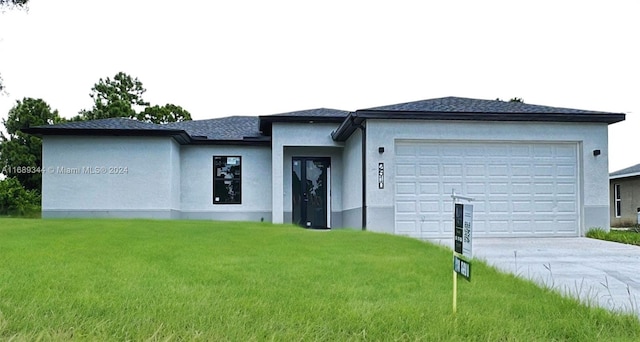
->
[[614, 183, 621, 218], [213, 156, 242, 204]]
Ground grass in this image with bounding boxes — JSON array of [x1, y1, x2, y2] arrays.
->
[[587, 227, 640, 246], [0, 219, 639, 341]]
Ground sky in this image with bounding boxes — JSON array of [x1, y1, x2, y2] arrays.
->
[[0, 0, 638, 172]]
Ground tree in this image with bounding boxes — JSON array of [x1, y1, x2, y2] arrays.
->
[[0, 98, 64, 191], [137, 104, 192, 124], [495, 97, 525, 103], [0, 0, 28, 8], [0, 177, 40, 216], [0, 0, 29, 93], [76, 71, 192, 124], [78, 71, 149, 120]]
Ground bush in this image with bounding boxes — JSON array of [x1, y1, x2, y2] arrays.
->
[[0, 177, 41, 217]]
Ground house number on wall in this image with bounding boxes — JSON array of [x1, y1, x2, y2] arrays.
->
[[378, 163, 384, 189]]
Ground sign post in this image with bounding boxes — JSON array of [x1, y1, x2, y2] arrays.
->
[[451, 191, 473, 314]]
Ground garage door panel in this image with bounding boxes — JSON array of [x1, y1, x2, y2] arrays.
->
[[534, 183, 555, 194], [512, 201, 533, 213], [420, 221, 443, 234], [512, 183, 533, 194], [488, 164, 509, 176], [489, 201, 510, 212], [443, 182, 463, 194], [396, 164, 416, 176], [557, 165, 576, 177], [396, 200, 417, 213], [443, 164, 463, 176], [419, 182, 439, 194], [489, 182, 509, 194], [534, 164, 554, 176], [396, 144, 417, 156], [466, 182, 486, 196], [395, 220, 418, 234], [419, 165, 439, 176], [395, 141, 579, 238], [419, 200, 440, 213], [557, 201, 576, 212], [488, 220, 510, 232], [396, 182, 417, 194]]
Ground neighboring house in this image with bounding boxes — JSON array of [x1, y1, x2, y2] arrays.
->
[[609, 163, 640, 227], [24, 96, 624, 239]]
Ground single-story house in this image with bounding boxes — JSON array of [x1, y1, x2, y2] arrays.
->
[[609, 163, 640, 227], [24, 96, 624, 238]]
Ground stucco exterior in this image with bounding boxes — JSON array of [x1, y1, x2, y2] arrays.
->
[[609, 176, 640, 227], [180, 145, 272, 221], [42, 135, 181, 218], [341, 128, 363, 229], [364, 120, 610, 235], [270, 122, 343, 225], [29, 96, 622, 237]]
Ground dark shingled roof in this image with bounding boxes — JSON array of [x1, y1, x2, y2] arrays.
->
[[265, 108, 350, 118], [165, 116, 265, 141], [23, 97, 626, 145], [331, 96, 625, 141], [23, 117, 268, 145], [22, 118, 192, 143], [365, 96, 621, 115], [29, 117, 169, 130], [258, 108, 349, 135], [610, 163, 640, 179]]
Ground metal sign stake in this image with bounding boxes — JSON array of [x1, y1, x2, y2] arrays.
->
[[451, 190, 473, 314]]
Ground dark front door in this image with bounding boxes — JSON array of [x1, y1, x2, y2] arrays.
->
[[292, 157, 330, 228]]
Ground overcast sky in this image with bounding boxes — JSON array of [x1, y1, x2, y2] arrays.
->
[[1, 0, 638, 171]]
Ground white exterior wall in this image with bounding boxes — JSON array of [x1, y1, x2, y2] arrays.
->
[[41, 136, 180, 218], [365, 120, 610, 235], [283, 146, 343, 227], [180, 145, 272, 221], [271, 123, 343, 225], [342, 128, 363, 229]]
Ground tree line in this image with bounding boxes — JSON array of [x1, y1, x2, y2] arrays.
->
[[0, 71, 192, 216]]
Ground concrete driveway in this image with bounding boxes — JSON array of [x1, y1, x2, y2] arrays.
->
[[431, 238, 640, 318]]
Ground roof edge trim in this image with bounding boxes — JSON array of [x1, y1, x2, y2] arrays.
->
[[610, 172, 640, 180], [355, 110, 626, 124]]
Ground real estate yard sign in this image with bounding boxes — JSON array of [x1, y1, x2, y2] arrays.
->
[[451, 193, 473, 314], [454, 203, 473, 261]]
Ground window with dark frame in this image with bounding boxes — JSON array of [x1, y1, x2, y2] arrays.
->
[[213, 156, 241, 204], [614, 184, 621, 218]]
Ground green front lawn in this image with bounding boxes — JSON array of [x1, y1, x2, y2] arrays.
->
[[1, 219, 639, 340], [587, 228, 640, 246]]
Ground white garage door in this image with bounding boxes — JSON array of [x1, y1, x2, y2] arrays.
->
[[394, 141, 579, 238]]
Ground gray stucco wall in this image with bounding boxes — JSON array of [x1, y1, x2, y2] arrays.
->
[[41, 136, 272, 222], [180, 145, 272, 222], [271, 122, 343, 225], [364, 120, 611, 236], [41, 136, 180, 218], [610, 176, 640, 227], [341, 128, 363, 229], [282, 146, 343, 228]]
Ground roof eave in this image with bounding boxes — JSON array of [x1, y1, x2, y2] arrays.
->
[[331, 113, 364, 142], [610, 172, 640, 180], [355, 110, 626, 124], [187, 138, 271, 146], [22, 127, 192, 144], [259, 116, 346, 136]]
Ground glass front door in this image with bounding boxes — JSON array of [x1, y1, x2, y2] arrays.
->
[[292, 157, 330, 228]]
